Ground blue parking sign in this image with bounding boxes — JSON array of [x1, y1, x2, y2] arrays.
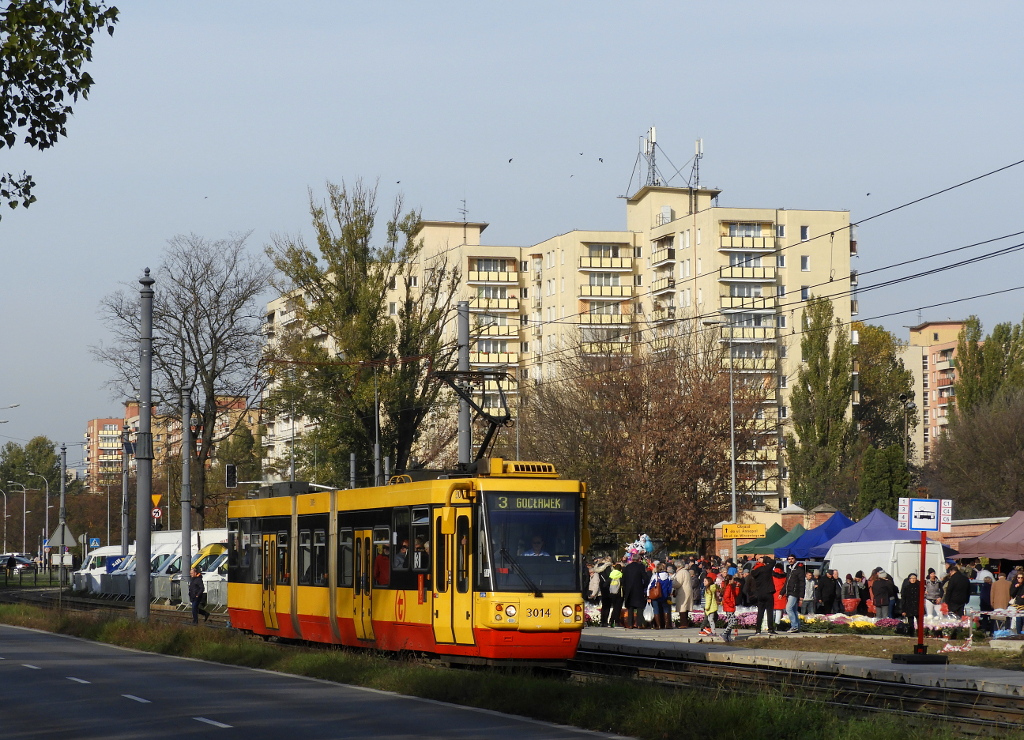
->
[[89, 537, 101, 548]]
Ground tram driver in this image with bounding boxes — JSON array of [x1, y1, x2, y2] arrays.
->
[[522, 536, 550, 557]]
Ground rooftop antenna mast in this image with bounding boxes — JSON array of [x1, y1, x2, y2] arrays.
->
[[690, 138, 703, 189], [643, 126, 659, 186], [458, 199, 468, 245]]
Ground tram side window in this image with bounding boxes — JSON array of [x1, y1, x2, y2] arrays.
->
[[251, 530, 262, 583], [298, 530, 312, 585], [373, 526, 390, 586], [338, 529, 353, 587], [456, 516, 470, 593], [276, 532, 289, 585], [392, 508, 410, 571], [434, 515, 447, 593], [313, 530, 327, 585], [411, 507, 430, 571]]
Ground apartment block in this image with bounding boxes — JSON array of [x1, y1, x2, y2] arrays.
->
[[899, 320, 964, 467], [83, 417, 125, 491], [261, 183, 857, 510]]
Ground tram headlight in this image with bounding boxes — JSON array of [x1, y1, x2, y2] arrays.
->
[[561, 605, 573, 618], [505, 605, 517, 617]]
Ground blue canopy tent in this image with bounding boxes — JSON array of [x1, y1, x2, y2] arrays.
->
[[774, 511, 855, 559], [808, 509, 907, 559]]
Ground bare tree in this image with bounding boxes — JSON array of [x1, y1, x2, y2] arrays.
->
[[94, 233, 272, 528], [516, 318, 771, 549]]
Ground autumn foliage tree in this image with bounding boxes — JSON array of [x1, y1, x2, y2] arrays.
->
[[516, 320, 771, 549]]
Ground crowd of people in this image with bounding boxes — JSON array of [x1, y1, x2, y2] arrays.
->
[[586, 552, 1024, 638]]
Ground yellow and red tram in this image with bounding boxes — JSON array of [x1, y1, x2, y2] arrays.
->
[[227, 458, 588, 661]]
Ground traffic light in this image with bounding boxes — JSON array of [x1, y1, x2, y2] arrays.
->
[[225, 464, 237, 488]]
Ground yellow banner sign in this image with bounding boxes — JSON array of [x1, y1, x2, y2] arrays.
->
[[151, 494, 162, 508], [723, 523, 766, 540]]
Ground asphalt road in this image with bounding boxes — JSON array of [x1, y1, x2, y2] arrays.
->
[[0, 625, 622, 739]]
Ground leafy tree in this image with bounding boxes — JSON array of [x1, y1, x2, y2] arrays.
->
[[95, 233, 272, 529], [266, 179, 461, 486], [926, 389, 1024, 516], [854, 445, 909, 518], [853, 322, 915, 450], [954, 315, 1024, 415], [786, 296, 855, 510], [1, 0, 118, 215], [0, 436, 60, 552], [515, 322, 770, 549]]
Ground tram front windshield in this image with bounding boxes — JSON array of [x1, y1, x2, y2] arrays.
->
[[484, 492, 579, 592]]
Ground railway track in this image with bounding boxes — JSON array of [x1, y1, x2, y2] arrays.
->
[[569, 647, 1024, 736], [5, 588, 1022, 734]]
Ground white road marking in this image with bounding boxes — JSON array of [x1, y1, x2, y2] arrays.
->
[[23, 664, 40, 669], [122, 694, 151, 703], [67, 677, 91, 684], [194, 717, 233, 728]]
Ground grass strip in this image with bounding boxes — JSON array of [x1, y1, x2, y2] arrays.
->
[[1, 604, 1020, 740]]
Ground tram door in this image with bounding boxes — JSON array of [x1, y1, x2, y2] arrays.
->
[[352, 529, 375, 641], [261, 534, 279, 630], [432, 510, 475, 645]]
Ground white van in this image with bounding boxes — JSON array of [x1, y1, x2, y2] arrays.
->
[[823, 539, 946, 586], [72, 546, 133, 594]]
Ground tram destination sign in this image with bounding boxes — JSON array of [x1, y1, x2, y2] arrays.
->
[[722, 523, 766, 540], [490, 494, 571, 511]]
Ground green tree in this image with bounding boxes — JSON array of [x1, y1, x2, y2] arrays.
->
[[1, 0, 118, 215], [954, 315, 1024, 415], [267, 179, 461, 486], [785, 296, 855, 510], [853, 322, 916, 450], [854, 445, 909, 518], [0, 436, 60, 552]]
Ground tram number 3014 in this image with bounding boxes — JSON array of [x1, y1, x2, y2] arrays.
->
[[526, 608, 551, 618]]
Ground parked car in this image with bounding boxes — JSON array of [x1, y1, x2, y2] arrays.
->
[[5, 555, 37, 573]]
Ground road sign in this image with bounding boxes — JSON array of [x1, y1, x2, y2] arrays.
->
[[151, 494, 162, 508], [151, 507, 162, 519], [89, 537, 101, 548], [722, 523, 767, 540], [47, 523, 77, 549]]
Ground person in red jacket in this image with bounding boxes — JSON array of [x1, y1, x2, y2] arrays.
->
[[772, 563, 787, 627], [720, 574, 741, 643]]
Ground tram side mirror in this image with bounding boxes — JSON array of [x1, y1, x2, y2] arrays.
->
[[441, 507, 456, 535]]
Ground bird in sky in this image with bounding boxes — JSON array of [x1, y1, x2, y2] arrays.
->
[[598, 158, 603, 163], [508, 158, 513, 163]]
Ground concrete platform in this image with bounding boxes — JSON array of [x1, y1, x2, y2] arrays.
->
[[579, 626, 1024, 697]]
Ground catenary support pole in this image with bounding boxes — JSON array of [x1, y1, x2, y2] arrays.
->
[[180, 390, 192, 585], [457, 301, 470, 467], [350, 452, 356, 489], [121, 429, 129, 557], [918, 529, 926, 652], [135, 269, 155, 621]]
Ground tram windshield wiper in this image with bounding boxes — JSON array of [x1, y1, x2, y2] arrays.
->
[[499, 548, 543, 597]]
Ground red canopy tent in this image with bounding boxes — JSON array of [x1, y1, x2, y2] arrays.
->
[[954, 511, 1024, 560]]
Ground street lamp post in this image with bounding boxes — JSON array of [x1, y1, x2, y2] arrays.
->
[[0, 489, 7, 553], [7, 482, 27, 554], [703, 318, 738, 563], [27, 472, 49, 568], [899, 393, 917, 464]]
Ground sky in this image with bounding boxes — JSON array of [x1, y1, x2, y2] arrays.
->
[[1, 1, 1023, 466]]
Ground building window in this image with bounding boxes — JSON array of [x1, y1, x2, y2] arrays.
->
[[634, 246, 643, 258], [477, 340, 507, 353], [521, 342, 529, 353], [779, 375, 787, 389], [776, 225, 785, 238], [696, 228, 701, 245], [778, 285, 786, 297], [800, 286, 810, 300], [634, 274, 643, 286], [521, 287, 529, 298], [590, 302, 620, 315], [800, 226, 809, 241], [388, 277, 397, 290], [933, 332, 939, 341], [800, 256, 810, 271], [780, 405, 788, 419], [777, 254, 786, 268], [779, 345, 788, 359], [697, 258, 702, 274], [778, 315, 787, 329], [409, 276, 418, 287], [682, 230, 690, 249], [388, 302, 397, 315], [589, 273, 620, 286], [728, 223, 762, 237], [521, 261, 529, 272]]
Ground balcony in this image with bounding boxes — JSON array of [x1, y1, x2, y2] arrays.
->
[[580, 285, 633, 299], [468, 351, 519, 365], [749, 416, 779, 432], [721, 326, 778, 342], [739, 448, 778, 463], [652, 306, 676, 323], [746, 479, 778, 494], [650, 248, 676, 267], [937, 358, 956, 370], [578, 256, 633, 271], [473, 324, 520, 337], [467, 270, 518, 284], [719, 236, 776, 251], [718, 265, 776, 281], [652, 337, 673, 353], [651, 277, 676, 295], [936, 375, 955, 388], [581, 341, 631, 355], [469, 297, 519, 312], [723, 357, 776, 372], [720, 294, 777, 311], [937, 415, 949, 426], [579, 313, 630, 325]]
